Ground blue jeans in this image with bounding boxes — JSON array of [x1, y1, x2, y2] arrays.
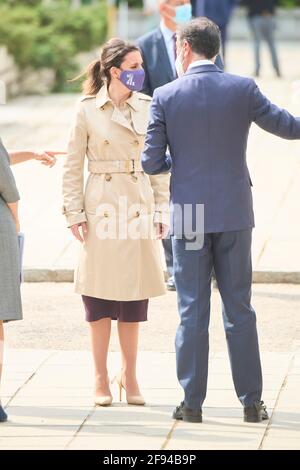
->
[[249, 15, 280, 75]]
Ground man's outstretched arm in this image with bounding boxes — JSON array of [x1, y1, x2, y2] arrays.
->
[[251, 81, 300, 140], [141, 90, 172, 175]]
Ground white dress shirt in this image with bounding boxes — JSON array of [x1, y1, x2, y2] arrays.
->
[[188, 59, 215, 70]]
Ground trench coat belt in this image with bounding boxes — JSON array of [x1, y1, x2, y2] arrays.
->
[[88, 160, 143, 174]]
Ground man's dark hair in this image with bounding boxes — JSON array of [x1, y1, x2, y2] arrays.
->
[[178, 17, 221, 60]]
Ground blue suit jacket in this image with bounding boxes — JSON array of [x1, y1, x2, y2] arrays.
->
[[141, 64, 300, 235], [137, 28, 177, 97], [205, 0, 237, 26], [137, 28, 223, 97], [192, 0, 237, 26]]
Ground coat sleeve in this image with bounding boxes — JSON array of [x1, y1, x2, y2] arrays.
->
[[149, 173, 170, 226], [141, 89, 172, 175], [251, 81, 300, 139], [62, 100, 88, 227], [0, 140, 20, 203]]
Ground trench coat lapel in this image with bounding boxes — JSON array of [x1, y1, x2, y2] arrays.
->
[[111, 106, 134, 133], [126, 93, 148, 135], [96, 84, 143, 135]]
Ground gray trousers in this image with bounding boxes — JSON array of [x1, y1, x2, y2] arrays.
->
[[249, 15, 280, 75], [172, 229, 263, 410]]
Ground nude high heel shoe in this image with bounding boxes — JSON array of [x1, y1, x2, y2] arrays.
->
[[94, 395, 113, 407], [94, 379, 113, 406], [112, 372, 145, 406]]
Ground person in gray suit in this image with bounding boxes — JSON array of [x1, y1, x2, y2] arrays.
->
[[141, 17, 300, 423], [138, 0, 223, 291], [0, 137, 60, 423]]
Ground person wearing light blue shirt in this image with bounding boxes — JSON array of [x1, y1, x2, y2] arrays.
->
[[137, 0, 223, 291], [160, 20, 178, 77]]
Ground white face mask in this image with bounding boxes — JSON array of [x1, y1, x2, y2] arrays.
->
[[175, 48, 185, 77]]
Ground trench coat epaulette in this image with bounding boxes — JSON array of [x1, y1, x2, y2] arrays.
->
[[80, 95, 96, 102], [137, 93, 152, 101]]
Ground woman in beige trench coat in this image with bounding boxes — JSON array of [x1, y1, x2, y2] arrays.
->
[[62, 38, 170, 407]]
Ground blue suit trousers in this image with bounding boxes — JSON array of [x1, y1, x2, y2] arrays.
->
[[172, 229, 263, 409]]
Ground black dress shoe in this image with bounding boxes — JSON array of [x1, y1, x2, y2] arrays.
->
[[172, 401, 202, 423], [244, 400, 269, 423], [166, 276, 176, 291], [0, 405, 8, 423]]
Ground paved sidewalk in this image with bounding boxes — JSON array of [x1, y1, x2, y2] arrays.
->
[[4, 283, 300, 352], [1, 349, 299, 450], [1, 42, 300, 281]]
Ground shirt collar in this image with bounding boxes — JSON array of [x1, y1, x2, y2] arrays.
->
[[188, 59, 215, 70], [95, 82, 140, 111], [160, 20, 175, 43]]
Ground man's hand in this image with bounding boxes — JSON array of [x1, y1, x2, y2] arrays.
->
[[34, 151, 66, 168], [155, 222, 169, 240], [70, 222, 88, 243]]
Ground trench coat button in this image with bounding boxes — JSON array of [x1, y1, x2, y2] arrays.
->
[[104, 140, 109, 145], [134, 140, 139, 146], [135, 211, 140, 218], [105, 173, 112, 181], [104, 211, 109, 218]]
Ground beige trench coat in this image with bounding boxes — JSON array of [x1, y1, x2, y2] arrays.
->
[[62, 84, 170, 301]]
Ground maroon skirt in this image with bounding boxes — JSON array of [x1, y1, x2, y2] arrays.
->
[[82, 295, 149, 323]]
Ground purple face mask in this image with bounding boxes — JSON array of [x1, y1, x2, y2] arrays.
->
[[119, 69, 145, 92]]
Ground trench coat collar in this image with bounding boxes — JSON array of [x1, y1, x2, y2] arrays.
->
[[96, 83, 142, 134], [95, 83, 140, 111]]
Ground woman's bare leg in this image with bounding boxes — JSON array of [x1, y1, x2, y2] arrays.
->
[[89, 318, 112, 397], [117, 321, 141, 396]]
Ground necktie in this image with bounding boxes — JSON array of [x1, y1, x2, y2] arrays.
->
[[172, 33, 178, 78], [172, 33, 177, 62]]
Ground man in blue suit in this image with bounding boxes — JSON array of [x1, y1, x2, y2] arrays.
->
[[141, 17, 300, 423], [137, 0, 223, 290], [138, 0, 223, 97]]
